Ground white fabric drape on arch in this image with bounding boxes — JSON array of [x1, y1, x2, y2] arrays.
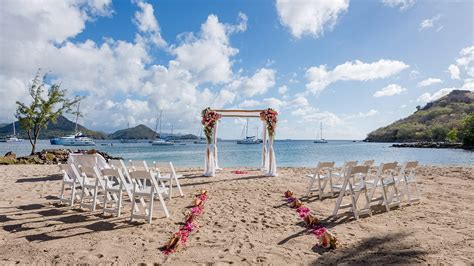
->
[[266, 134, 277, 176], [213, 121, 221, 170], [261, 122, 267, 171]]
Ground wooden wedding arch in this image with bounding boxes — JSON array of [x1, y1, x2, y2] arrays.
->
[[201, 108, 278, 177]]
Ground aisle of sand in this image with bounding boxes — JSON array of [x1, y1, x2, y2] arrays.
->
[[0, 165, 473, 264]]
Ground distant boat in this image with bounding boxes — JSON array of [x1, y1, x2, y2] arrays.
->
[[151, 110, 174, 146], [314, 122, 328, 144], [237, 118, 260, 144], [1, 122, 23, 143], [50, 102, 95, 146]]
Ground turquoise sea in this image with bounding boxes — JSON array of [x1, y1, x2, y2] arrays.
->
[[1, 140, 472, 167]]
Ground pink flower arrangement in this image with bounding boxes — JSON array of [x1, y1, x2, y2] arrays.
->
[[296, 206, 310, 218], [260, 108, 278, 137], [282, 190, 339, 250], [162, 190, 209, 255], [201, 107, 222, 143]]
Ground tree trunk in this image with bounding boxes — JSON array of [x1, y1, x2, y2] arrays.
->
[[30, 142, 36, 155]]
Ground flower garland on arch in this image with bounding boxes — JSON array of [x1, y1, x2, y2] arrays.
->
[[260, 108, 278, 137], [284, 190, 339, 249], [201, 107, 222, 143], [161, 190, 209, 255]]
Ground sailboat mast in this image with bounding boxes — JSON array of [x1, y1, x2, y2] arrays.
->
[[153, 114, 160, 139], [246, 118, 249, 138], [13, 122, 16, 136], [320, 122, 323, 140], [74, 102, 80, 134], [159, 110, 163, 137]]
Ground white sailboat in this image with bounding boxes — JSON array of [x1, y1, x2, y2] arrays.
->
[[314, 122, 328, 143], [152, 110, 174, 146], [2, 122, 24, 142], [237, 118, 259, 144]]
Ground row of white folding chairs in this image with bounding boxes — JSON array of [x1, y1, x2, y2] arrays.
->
[[306, 160, 420, 220], [306, 160, 374, 199], [58, 159, 180, 223]]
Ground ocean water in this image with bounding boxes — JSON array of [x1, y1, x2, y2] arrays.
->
[[1, 139, 472, 167]]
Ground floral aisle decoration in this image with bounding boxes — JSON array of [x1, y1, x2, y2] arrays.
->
[[259, 108, 278, 137], [283, 190, 339, 249], [162, 190, 209, 255], [201, 107, 222, 143]]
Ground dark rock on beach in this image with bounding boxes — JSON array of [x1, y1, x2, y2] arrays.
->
[[391, 142, 470, 149], [0, 149, 122, 165]]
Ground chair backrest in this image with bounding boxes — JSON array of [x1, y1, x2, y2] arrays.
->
[[399, 161, 418, 178], [59, 163, 80, 182], [349, 165, 370, 176], [362, 160, 375, 167], [101, 168, 125, 187], [340, 160, 358, 176], [380, 162, 398, 172], [153, 161, 177, 176], [317, 161, 335, 169], [129, 160, 150, 172]]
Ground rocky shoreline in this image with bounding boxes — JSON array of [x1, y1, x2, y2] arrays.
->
[[0, 149, 122, 165], [391, 142, 473, 150]]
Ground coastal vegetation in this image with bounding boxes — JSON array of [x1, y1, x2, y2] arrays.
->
[[366, 90, 474, 148]]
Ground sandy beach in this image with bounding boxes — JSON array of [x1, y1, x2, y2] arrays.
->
[[0, 164, 473, 264]]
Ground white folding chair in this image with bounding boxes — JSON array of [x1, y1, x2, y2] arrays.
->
[[129, 170, 170, 224], [153, 161, 184, 199], [58, 163, 82, 206], [332, 165, 372, 220], [368, 162, 401, 212], [109, 159, 136, 199], [306, 161, 335, 199], [78, 166, 106, 211], [396, 161, 421, 205], [331, 161, 358, 181], [101, 168, 125, 217]]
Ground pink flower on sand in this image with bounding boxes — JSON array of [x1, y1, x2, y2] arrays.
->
[[181, 222, 195, 232], [199, 193, 208, 201], [191, 206, 203, 216], [313, 227, 327, 238], [296, 207, 310, 218]]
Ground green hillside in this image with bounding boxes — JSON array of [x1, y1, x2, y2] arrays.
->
[[0, 115, 107, 139], [365, 90, 474, 142], [108, 124, 158, 140]]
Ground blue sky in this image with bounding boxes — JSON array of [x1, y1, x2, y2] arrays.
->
[[0, 0, 473, 139]]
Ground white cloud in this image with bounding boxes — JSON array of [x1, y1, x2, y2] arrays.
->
[[278, 85, 288, 94], [373, 84, 406, 97], [133, 1, 166, 47], [0, 1, 255, 132], [419, 14, 441, 31], [456, 46, 474, 77], [417, 80, 474, 103], [417, 88, 455, 103], [238, 97, 285, 110], [417, 78, 442, 87], [448, 64, 460, 80], [346, 109, 378, 119], [305, 59, 409, 94], [171, 14, 246, 84], [381, 0, 416, 10], [276, 0, 349, 38], [226, 68, 276, 97]]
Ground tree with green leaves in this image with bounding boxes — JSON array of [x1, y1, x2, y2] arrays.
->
[[446, 128, 458, 143], [460, 112, 474, 147], [15, 71, 82, 155]]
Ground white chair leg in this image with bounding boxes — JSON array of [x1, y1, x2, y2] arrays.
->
[[148, 195, 154, 224], [157, 192, 170, 218], [381, 186, 390, 212], [175, 176, 184, 197], [306, 178, 315, 196]]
